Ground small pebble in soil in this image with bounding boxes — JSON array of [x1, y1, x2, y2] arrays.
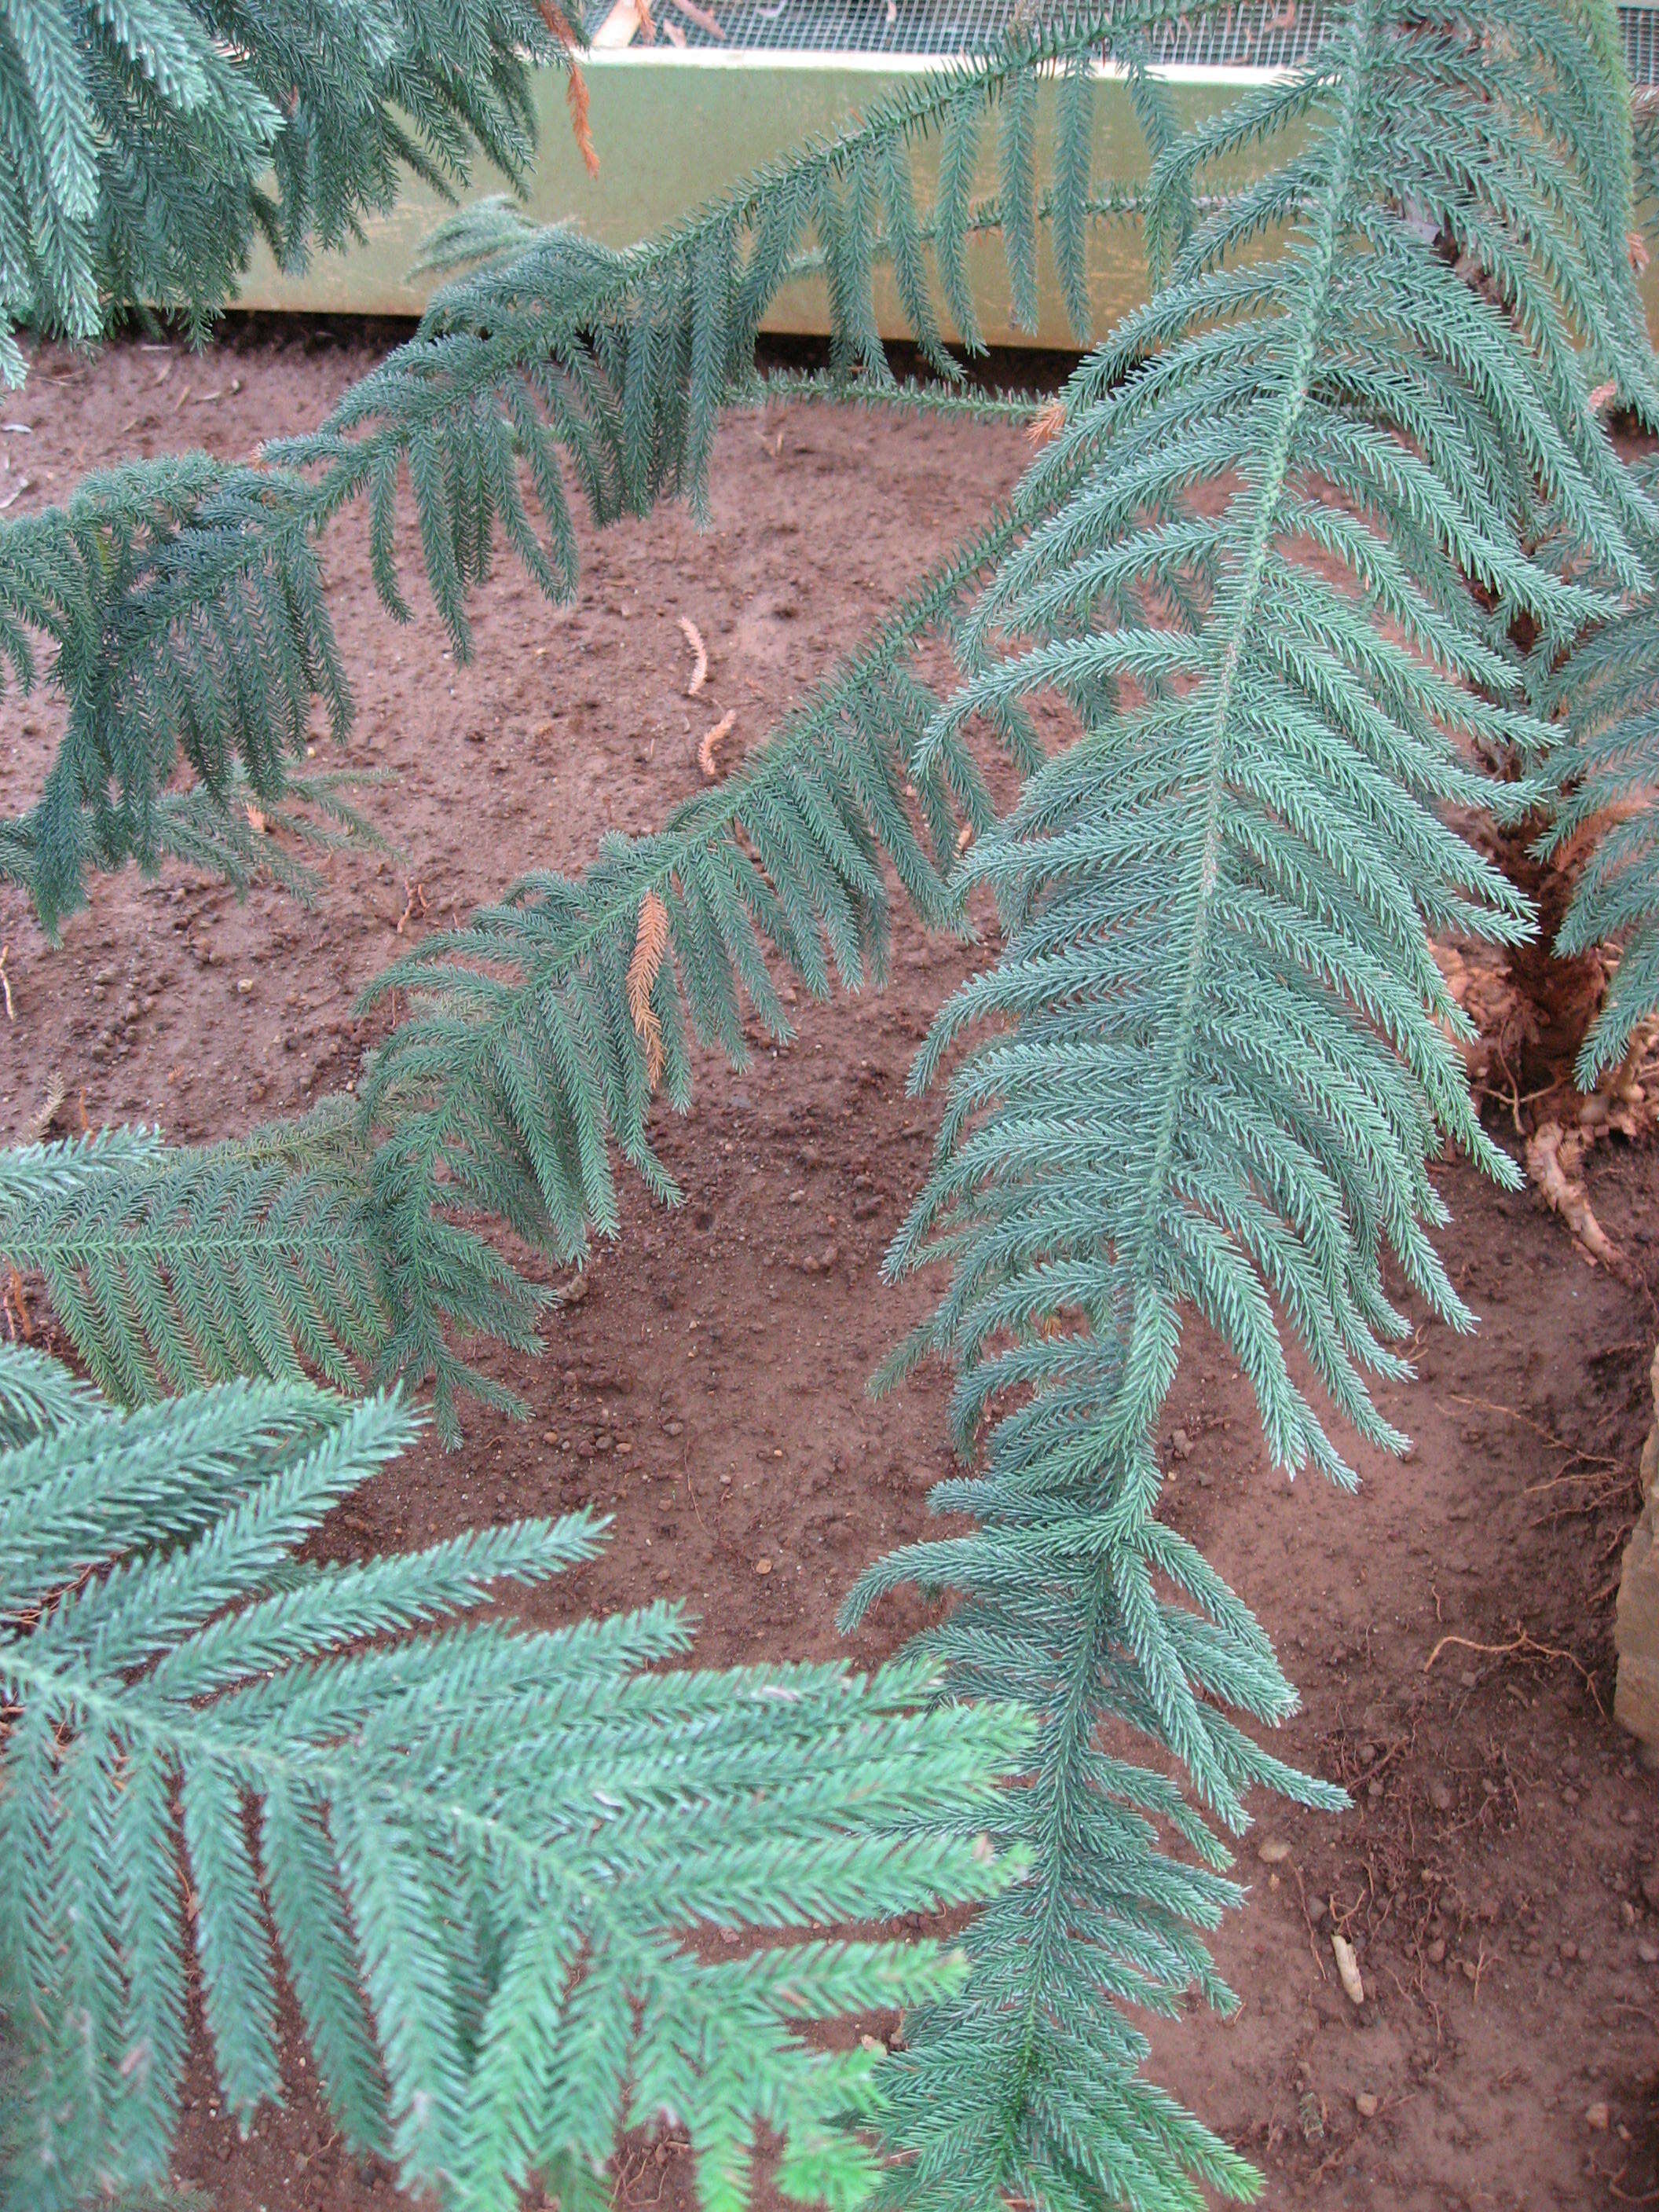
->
[[754, 1558, 772, 1575], [1354, 2093, 1379, 2120], [1257, 1838, 1291, 1865], [1584, 2102, 1610, 2133], [1332, 1933, 1364, 2005]]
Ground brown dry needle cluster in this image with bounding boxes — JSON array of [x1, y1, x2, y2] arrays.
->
[[627, 890, 671, 1087]]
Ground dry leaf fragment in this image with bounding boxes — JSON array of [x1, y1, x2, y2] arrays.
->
[[698, 710, 736, 780], [627, 891, 671, 1086], [564, 60, 599, 177], [244, 801, 267, 835], [27, 1071, 65, 1141], [669, 0, 725, 35], [1027, 398, 1067, 447], [539, 0, 601, 175], [678, 616, 709, 696], [1331, 1933, 1364, 2006]]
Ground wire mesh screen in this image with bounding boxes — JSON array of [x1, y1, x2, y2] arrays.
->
[[589, 0, 1659, 82]]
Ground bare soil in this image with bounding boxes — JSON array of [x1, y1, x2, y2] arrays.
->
[[2, 325, 1658, 2212]]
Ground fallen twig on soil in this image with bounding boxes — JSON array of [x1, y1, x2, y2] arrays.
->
[[698, 710, 736, 779], [678, 616, 708, 696]]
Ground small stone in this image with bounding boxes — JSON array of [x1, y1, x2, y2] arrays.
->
[[1562, 1786, 1580, 1807], [1354, 2093, 1379, 2120], [1170, 1427, 1192, 1462], [1256, 1837, 1291, 1865], [1461, 1959, 1478, 1982], [1638, 1939, 1659, 1964], [754, 1558, 772, 1576], [1561, 1940, 1579, 1961], [1585, 2102, 1611, 2133], [1430, 1782, 1454, 1813], [1426, 1937, 1446, 1965], [662, 1417, 684, 1436], [1642, 1869, 1659, 1911], [541, 1430, 558, 1445], [1459, 1668, 1480, 1690], [236, 977, 254, 994], [1621, 1900, 1638, 1927]]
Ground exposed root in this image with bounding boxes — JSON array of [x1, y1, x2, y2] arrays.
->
[[1424, 1624, 1605, 1715], [1524, 1120, 1635, 1285]]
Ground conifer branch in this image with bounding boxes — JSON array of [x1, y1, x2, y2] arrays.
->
[[827, 5, 1656, 2203], [0, 468, 1078, 1429], [0, 5, 1186, 928], [0, 1350, 1028, 2210], [0, 0, 582, 365], [1539, 461, 1659, 1087]]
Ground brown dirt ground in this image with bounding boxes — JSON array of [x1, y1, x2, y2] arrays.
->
[[3, 325, 1659, 2212]]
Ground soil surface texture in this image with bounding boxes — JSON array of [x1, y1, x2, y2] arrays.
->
[[2, 324, 1658, 2212]]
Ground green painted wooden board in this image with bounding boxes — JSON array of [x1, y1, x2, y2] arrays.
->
[[239, 53, 1659, 345], [236, 56, 1284, 346]]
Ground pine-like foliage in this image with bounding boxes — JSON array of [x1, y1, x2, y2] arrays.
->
[[797, 3, 1654, 2204], [0, 482, 1056, 1434], [0, 5, 1188, 925], [0, 457, 360, 932], [0, 0, 576, 369], [1538, 467, 1659, 1086], [0, 1346, 1027, 2211], [0, 1113, 384, 1397]]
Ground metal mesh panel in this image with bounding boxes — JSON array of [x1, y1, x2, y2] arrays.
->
[[587, 0, 1659, 81], [1628, 4, 1659, 84]]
